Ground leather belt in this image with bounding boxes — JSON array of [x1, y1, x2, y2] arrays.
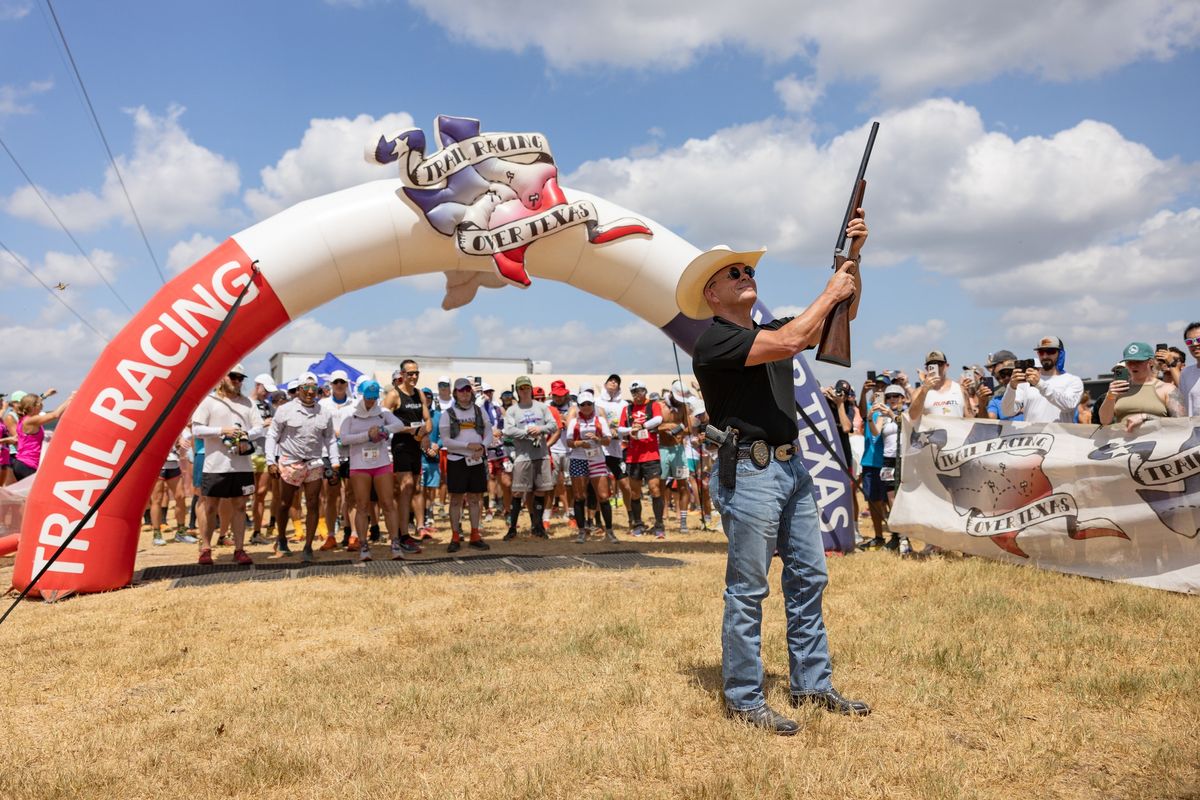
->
[[736, 441, 797, 468]]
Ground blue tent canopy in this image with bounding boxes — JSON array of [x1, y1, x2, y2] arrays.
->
[[305, 352, 365, 386]]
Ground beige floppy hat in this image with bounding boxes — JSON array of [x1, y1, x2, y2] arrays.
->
[[675, 245, 767, 320]]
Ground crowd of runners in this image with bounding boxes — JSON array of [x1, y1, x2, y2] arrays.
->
[[79, 363, 715, 566]]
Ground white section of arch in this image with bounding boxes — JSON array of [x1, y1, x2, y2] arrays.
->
[[232, 180, 700, 328]]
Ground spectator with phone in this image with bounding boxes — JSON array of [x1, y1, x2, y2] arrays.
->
[[974, 350, 1023, 421], [907, 350, 971, 421], [1000, 336, 1083, 423], [1177, 323, 1200, 415], [1099, 342, 1186, 434]]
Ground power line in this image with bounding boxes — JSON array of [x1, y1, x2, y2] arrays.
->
[[0, 239, 111, 341], [0, 135, 135, 313], [42, 0, 168, 285]]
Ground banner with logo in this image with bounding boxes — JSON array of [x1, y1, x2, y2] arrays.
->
[[890, 416, 1200, 594]]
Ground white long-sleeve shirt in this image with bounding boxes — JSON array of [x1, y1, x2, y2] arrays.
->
[[339, 398, 406, 471], [439, 402, 493, 461], [1001, 372, 1084, 423]]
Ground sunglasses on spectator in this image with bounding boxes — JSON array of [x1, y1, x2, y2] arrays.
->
[[1186, 337, 1200, 347], [404, 370, 420, 376], [1035, 348, 1059, 355], [332, 379, 347, 385], [298, 383, 318, 390], [228, 373, 246, 381]]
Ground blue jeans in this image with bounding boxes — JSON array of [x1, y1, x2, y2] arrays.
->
[[710, 455, 833, 710]]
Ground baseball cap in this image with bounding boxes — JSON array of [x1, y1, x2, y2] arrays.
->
[[481, 382, 494, 393], [532, 386, 546, 400], [500, 389, 514, 398], [8, 390, 27, 403], [391, 368, 404, 381], [286, 378, 299, 391], [550, 379, 568, 396], [577, 381, 594, 394], [1035, 336, 1064, 351], [884, 384, 906, 397], [577, 391, 596, 405], [421, 386, 433, 396], [606, 373, 621, 385], [297, 371, 319, 387], [670, 379, 693, 398], [1122, 341, 1154, 362], [629, 380, 647, 392], [253, 373, 276, 390], [834, 379, 853, 394], [453, 377, 473, 391], [437, 375, 451, 386], [360, 380, 381, 399], [329, 369, 349, 384], [924, 350, 947, 365], [514, 375, 533, 389], [986, 349, 1017, 368]]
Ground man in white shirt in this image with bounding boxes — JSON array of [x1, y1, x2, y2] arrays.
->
[[320, 369, 357, 547], [1001, 336, 1084, 423], [1177, 322, 1200, 415], [190, 363, 264, 566]]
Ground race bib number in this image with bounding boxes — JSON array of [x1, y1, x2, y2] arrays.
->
[[674, 466, 689, 479], [635, 430, 649, 441], [241, 482, 255, 497], [466, 455, 483, 467], [502, 458, 513, 474], [880, 467, 896, 482], [363, 446, 380, 462]]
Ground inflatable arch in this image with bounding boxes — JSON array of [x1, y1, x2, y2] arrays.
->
[[12, 116, 855, 599]]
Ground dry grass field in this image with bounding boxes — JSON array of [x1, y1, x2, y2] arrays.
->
[[1, 513, 1198, 800]]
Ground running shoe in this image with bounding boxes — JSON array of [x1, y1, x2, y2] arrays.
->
[[346, 535, 360, 550], [604, 529, 619, 543], [173, 531, 198, 544], [484, 511, 494, 524], [531, 527, 549, 539], [248, 531, 268, 546], [275, 536, 292, 556], [448, 537, 462, 553], [654, 527, 666, 540], [503, 527, 518, 541], [218, 535, 234, 547], [468, 531, 490, 550], [630, 525, 645, 537], [153, 532, 166, 546], [234, 549, 253, 565], [360, 544, 372, 562], [575, 530, 587, 544], [320, 535, 338, 551], [197, 548, 213, 566], [419, 526, 435, 541], [399, 535, 423, 554], [391, 539, 404, 559], [301, 545, 314, 564], [369, 524, 381, 543]]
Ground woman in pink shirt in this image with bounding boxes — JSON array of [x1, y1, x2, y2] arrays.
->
[[12, 391, 74, 481]]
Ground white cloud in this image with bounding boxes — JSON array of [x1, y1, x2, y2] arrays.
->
[[244, 111, 415, 219], [568, 99, 1193, 280], [962, 207, 1200, 304], [407, 0, 1200, 97], [774, 74, 823, 115], [165, 233, 220, 275], [0, 2, 32, 22], [471, 316, 681, 373], [244, 307, 464, 375], [0, 78, 52, 115], [4, 105, 240, 233], [873, 318, 946, 351], [0, 247, 120, 289], [1000, 297, 1130, 345]]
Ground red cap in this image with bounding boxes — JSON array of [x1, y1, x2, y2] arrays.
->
[[533, 386, 546, 399], [550, 379, 568, 396]]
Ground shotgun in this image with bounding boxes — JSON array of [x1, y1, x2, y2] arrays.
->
[[816, 121, 879, 366]]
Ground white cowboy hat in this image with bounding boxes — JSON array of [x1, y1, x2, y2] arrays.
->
[[675, 245, 767, 320]]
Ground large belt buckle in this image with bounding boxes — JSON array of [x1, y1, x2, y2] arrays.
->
[[774, 444, 795, 462], [749, 440, 771, 468]]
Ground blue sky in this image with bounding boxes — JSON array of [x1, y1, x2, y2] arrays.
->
[[2, 0, 1199, 394]]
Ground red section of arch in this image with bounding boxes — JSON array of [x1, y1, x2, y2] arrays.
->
[[11, 239, 291, 597]]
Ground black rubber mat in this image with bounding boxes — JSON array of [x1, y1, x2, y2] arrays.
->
[[162, 551, 683, 589]]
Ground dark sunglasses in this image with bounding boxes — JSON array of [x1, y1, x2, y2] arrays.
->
[[1035, 348, 1059, 356], [1185, 337, 1200, 347], [332, 379, 347, 385], [228, 373, 246, 381], [404, 370, 420, 376], [709, 265, 755, 287], [997, 370, 1013, 379]]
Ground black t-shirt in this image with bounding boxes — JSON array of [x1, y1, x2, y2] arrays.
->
[[391, 387, 426, 455], [693, 316, 800, 446]]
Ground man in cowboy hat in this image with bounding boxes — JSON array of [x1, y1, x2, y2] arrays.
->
[[676, 213, 868, 735]]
